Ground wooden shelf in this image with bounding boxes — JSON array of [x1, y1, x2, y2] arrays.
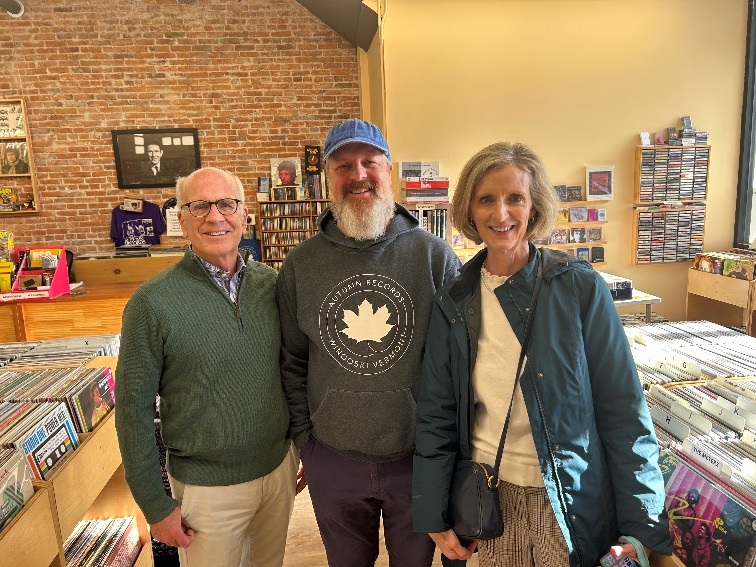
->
[[632, 207, 706, 264], [259, 199, 331, 270], [634, 145, 710, 204], [686, 268, 756, 334], [632, 145, 709, 263], [0, 487, 61, 567], [0, 256, 182, 343], [0, 405, 153, 566], [403, 202, 452, 246], [558, 200, 611, 206], [48, 411, 121, 537], [73, 255, 182, 286], [542, 241, 606, 248]]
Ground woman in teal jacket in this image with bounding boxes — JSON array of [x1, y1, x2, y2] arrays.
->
[[412, 142, 671, 567]]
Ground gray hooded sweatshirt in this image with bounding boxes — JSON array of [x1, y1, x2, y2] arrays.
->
[[277, 204, 460, 462]]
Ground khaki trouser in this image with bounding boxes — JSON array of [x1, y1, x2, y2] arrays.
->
[[170, 442, 298, 567]]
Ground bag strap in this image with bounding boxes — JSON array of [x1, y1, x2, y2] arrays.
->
[[489, 252, 544, 488]]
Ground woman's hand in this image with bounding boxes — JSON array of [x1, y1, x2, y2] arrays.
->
[[603, 541, 652, 566], [429, 530, 477, 560]]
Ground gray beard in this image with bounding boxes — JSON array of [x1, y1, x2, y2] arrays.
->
[[331, 192, 395, 241]]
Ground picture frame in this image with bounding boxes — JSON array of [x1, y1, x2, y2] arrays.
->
[[270, 157, 303, 188], [1, 141, 29, 176], [111, 128, 201, 189], [585, 165, 614, 201]]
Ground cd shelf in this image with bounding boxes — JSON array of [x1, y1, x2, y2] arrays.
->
[[632, 145, 709, 264], [632, 206, 706, 264], [634, 145, 710, 204], [258, 199, 330, 270]]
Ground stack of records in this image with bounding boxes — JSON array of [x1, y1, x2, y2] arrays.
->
[[114, 245, 151, 258], [63, 515, 142, 567], [660, 448, 756, 567], [0, 341, 39, 368], [149, 244, 186, 257], [2, 335, 119, 371], [0, 366, 115, 433], [0, 448, 34, 530], [0, 400, 79, 480], [627, 321, 756, 386]]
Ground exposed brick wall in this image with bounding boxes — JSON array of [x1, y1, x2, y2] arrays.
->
[[0, 0, 360, 254]]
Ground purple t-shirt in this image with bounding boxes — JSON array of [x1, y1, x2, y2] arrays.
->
[[110, 201, 167, 247]]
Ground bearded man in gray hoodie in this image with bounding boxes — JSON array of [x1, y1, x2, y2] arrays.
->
[[277, 119, 460, 567]]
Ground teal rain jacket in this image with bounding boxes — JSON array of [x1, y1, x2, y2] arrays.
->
[[412, 245, 671, 567]]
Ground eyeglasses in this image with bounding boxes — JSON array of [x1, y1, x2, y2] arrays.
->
[[182, 198, 243, 217]]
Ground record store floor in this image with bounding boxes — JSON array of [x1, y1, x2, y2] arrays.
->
[[282, 487, 479, 567]]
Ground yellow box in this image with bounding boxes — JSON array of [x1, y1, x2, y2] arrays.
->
[[28, 247, 62, 268], [0, 273, 10, 292], [0, 261, 13, 273]]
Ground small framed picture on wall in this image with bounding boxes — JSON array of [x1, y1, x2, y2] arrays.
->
[[585, 165, 614, 201]]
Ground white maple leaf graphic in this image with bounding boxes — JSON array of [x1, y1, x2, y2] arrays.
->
[[341, 299, 394, 343]]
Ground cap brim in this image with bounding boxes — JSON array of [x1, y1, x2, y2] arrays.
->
[[324, 138, 389, 161]]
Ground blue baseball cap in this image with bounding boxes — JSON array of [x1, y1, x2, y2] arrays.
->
[[323, 119, 390, 161]]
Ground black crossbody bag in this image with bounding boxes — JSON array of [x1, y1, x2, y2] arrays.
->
[[447, 255, 544, 540]]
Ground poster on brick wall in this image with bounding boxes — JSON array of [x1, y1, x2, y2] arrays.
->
[[112, 128, 201, 189]]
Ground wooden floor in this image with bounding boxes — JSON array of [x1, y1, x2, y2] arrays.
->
[[282, 487, 479, 567]]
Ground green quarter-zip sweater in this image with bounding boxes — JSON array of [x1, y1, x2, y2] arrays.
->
[[115, 251, 290, 524]]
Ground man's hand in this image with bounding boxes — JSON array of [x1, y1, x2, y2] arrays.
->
[[296, 466, 307, 494], [429, 529, 477, 560], [150, 505, 194, 548]]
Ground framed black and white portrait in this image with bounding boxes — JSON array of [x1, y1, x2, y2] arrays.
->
[[112, 128, 201, 189]]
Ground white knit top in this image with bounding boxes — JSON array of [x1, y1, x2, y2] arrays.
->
[[470, 267, 544, 487]]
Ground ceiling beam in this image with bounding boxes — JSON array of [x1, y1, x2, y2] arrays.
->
[[296, 0, 378, 51]]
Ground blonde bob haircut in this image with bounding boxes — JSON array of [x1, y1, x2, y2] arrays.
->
[[451, 142, 559, 245]]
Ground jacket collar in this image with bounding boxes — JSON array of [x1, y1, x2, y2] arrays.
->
[[447, 243, 583, 305]]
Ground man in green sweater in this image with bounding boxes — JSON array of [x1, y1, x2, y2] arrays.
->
[[115, 167, 296, 567]]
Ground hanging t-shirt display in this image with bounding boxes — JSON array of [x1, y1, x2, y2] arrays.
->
[[110, 200, 167, 247]]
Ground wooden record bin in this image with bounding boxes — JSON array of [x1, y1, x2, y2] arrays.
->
[[0, 357, 153, 567], [686, 268, 756, 335]]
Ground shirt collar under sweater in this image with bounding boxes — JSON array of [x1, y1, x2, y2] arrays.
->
[[317, 203, 420, 250], [191, 249, 246, 303]]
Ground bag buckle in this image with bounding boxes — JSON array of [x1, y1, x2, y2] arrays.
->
[[480, 463, 500, 489]]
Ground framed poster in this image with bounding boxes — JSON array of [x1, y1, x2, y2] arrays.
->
[[112, 128, 201, 189], [0, 141, 29, 176], [585, 165, 614, 201]]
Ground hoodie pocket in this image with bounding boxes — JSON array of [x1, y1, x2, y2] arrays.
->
[[311, 388, 417, 456]]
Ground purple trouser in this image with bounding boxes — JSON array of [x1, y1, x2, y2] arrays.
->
[[300, 436, 435, 567]]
